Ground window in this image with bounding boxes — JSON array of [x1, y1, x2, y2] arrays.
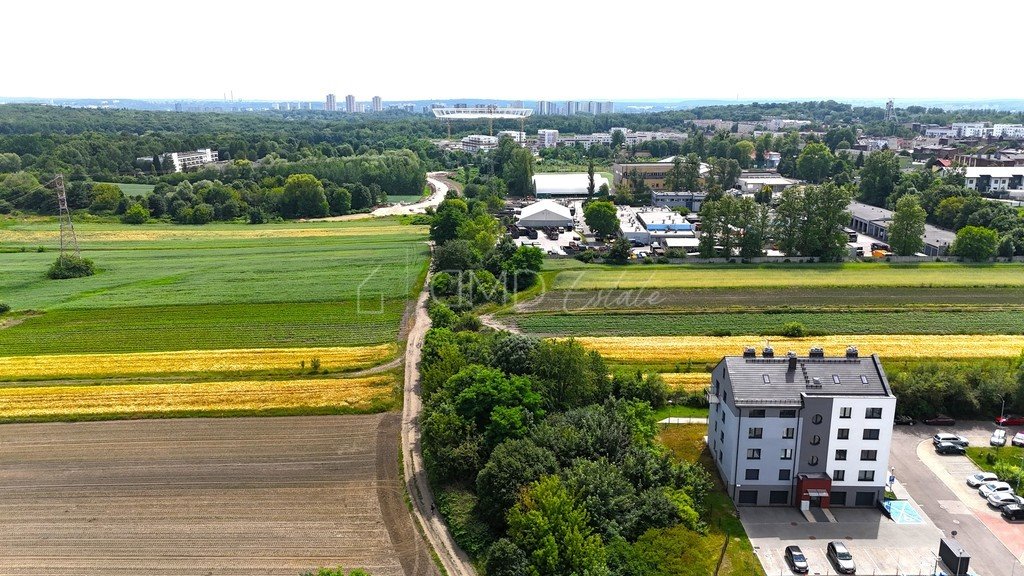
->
[[749, 409, 766, 418], [858, 470, 875, 482], [780, 409, 796, 418], [865, 407, 883, 419], [783, 427, 795, 439], [856, 491, 876, 506], [738, 490, 758, 505], [863, 429, 880, 440], [812, 414, 823, 424], [832, 375, 841, 384], [747, 449, 761, 460], [860, 375, 869, 384], [833, 470, 846, 481], [781, 449, 793, 460], [721, 410, 725, 422], [745, 469, 760, 480], [718, 450, 723, 462], [762, 374, 771, 384], [861, 450, 877, 461], [839, 407, 852, 418], [769, 490, 789, 505], [810, 435, 821, 445], [748, 427, 763, 439], [722, 390, 727, 403], [832, 491, 848, 506], [835, 449, 847, 461], [808, 456, 819, 466], [779, 469, 790, 481], [837, 428, 850, 440], [720, 431, 724, 443]]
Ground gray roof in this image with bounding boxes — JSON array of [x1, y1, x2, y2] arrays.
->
[[721, 353, 892, 407], [848, 200, 956, 249]]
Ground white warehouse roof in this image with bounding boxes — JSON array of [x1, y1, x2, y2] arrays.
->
[[518, 199, 573, 228], [532, 172, 610, 196]]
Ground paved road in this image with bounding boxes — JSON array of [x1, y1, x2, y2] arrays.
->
[[401, 263, 476, 576], [372, 173, 449, 217], [893, 423, 1024, 576]]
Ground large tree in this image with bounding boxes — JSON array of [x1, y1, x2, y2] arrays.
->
[[859, 150, 902, 207], [796, 142, 833, 184], [504, 148, 535, 197], [430, 198, 469, 244], [773, 187, 805, 256], [888, 194, 927, 256], [680, 153, 703, 192], [801, 182, 853, 261], [951, 226, 999, 261], [279, 173, 329, 218], [587, 159, 596, 198], [583, 200, 619, 238]]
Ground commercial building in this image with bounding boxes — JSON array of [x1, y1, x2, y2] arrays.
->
[[517, 199, 573, 229], [848, 200, 956, 256], [345, 95, 356, 113], [962, 167, 1024, 192], [461, 135, 499, 153], [325, 93, 337, 112], [372, 96, 382, 112], [736, 173, 799, 195], [161, 148, 219, 173], [708, 347, 896, 508], [562, 132, 613, 149], [651, 191, 706, 212], [537, 129, 559, 149], [532, 173, 610, 197], [497, 130, 525, 143], [612, 159, 710, 191]]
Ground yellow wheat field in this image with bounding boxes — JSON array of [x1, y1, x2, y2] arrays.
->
[[577, 335, 1024, 364], [660, 373, 712, 392], [0, 344, 396, 379], [0, 375, 395, 418], [0, 225, 414, 244]]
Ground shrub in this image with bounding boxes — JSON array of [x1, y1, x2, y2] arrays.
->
[[310, 357, 321, 372], [779, 321, 807, 337], [575, 250, 597, 263], [47, 254, 96, 279], [0, 303, 10, 315], [987, 452, 998, 466], [120, 202, 149, 225], [248, 207, 268, 224]]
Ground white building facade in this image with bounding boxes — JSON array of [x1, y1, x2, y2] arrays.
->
[[461, 135, 499, 153], [537, 129, 559, 149], [162, 148, 219, 173]]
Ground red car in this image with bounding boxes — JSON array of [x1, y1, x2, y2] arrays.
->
[[997, 415, 1024, 427], [924, 415, 956, 426]]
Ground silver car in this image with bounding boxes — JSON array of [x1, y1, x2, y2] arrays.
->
[[967, 472, 999, 487], [992, 429, 1008, 446], [827, 541, 856, 574]]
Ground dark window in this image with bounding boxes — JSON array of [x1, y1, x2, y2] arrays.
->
[[855, 491, 876, 506], [738, 490, 758, 505], [836, 450, 847, 461], [780, 409, 796, 418], [720, 431, 724, 442], [721, 410, 725, 421], [812, 414, 823, 424], [858, 470, 875, 482], [718, 450, 723, 462], [747, 449, 761, 460], [839, 407, 852, 418], [861, 450, 877, 461], [865, 407, 883, 419], [722, 390, 727, 403], [748, 427, 763, 439], [769, 490, 789, 505], [808, 456, 819, 466], [745, 469, 760, 480], [863, 429, 880, 440], [810, 435, 821, 445], [837, 428, 850, 440], [779, 469, 790, 481], [781, 449, 793, 460], [749, 409, 766, 418], [783, 427, 795, 439], [833, 469, 846, 481], [762, 374, 771, 384], [832, 491, 848, 506]]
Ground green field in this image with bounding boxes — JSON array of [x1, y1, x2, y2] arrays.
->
[[511, 309, 1024, 337], [0, 217, 429, 355], [98, 182, 155, 197]]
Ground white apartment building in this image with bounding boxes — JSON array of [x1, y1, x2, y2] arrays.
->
[[161, 148, 219, 173], [994, 124, 1024, 139], [497, 130, 525, 143], [537, 129, 559, 149], [953, 122, 989, 138], [963, 167, 1024, 192], [461, 135, 499, 153], [708, 347, 896, 509], [372, 96, 382, 112], [345, 95, 356, 113]]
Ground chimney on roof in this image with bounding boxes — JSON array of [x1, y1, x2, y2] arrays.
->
[[743, 346, 756, 358], [809, 347, 825, 358], [762, 346, 774, 358], [787, 351, 798, 372], [846, 346, 859, 358]]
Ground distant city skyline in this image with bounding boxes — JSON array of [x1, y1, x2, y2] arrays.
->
[[4, 1, 1023, 102]]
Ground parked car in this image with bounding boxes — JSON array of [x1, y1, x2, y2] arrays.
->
[[933, 433, 969, 447], [894, 415, 915, 425], [1002, 504, 1024, 521], [980, 481, 1014, 498], [826, 541, 856, 574], [784, 545, 809, 574], [925, 415, 956, 426], [988, 492, 1020, 508], [997, 415, 1024, 426], [936, 442, 966, 455], [967, 472, 1000, 487], [992, 429, 1008, 446], [1013, 432, 1024, 447]]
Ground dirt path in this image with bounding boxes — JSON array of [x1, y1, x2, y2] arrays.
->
[[402, 266, 476, 576], [479, 313, 521, 334]]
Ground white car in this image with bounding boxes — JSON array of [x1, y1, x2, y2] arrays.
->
[[992, 429, 1008, 446], [933, 433, 969, 446], [980, 481, 1014, 498], [1013, 432, 1024, 447], [967, 472, 999, 487], [988, 492, 1021, 508]]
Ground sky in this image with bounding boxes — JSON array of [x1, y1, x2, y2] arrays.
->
[[5, 0, 1023, 103]]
